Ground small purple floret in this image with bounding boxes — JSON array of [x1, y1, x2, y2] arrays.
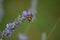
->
[[18, 33, 28, 40], [4, 29, 12, 38], [6, 23, 13, 29], [6, 29, 12, 34], [23, 11, 28, 17], [22, 11, 32, 18], [27, 11, 31, 15]]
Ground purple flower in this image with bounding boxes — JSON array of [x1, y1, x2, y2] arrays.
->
[[22, 11, 28, 17], [18, 33, 28, 40], [3, 29, 12, 38], [22, 11, 32, 18], [27, 11, 31, 15], [6, 29, 12, 34], [6, 23, 13, 29]]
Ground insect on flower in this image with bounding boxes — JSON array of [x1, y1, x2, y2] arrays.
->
[[22, 10, 35, 22]]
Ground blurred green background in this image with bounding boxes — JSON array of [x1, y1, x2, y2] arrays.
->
[[0, 0, 60, 40]]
